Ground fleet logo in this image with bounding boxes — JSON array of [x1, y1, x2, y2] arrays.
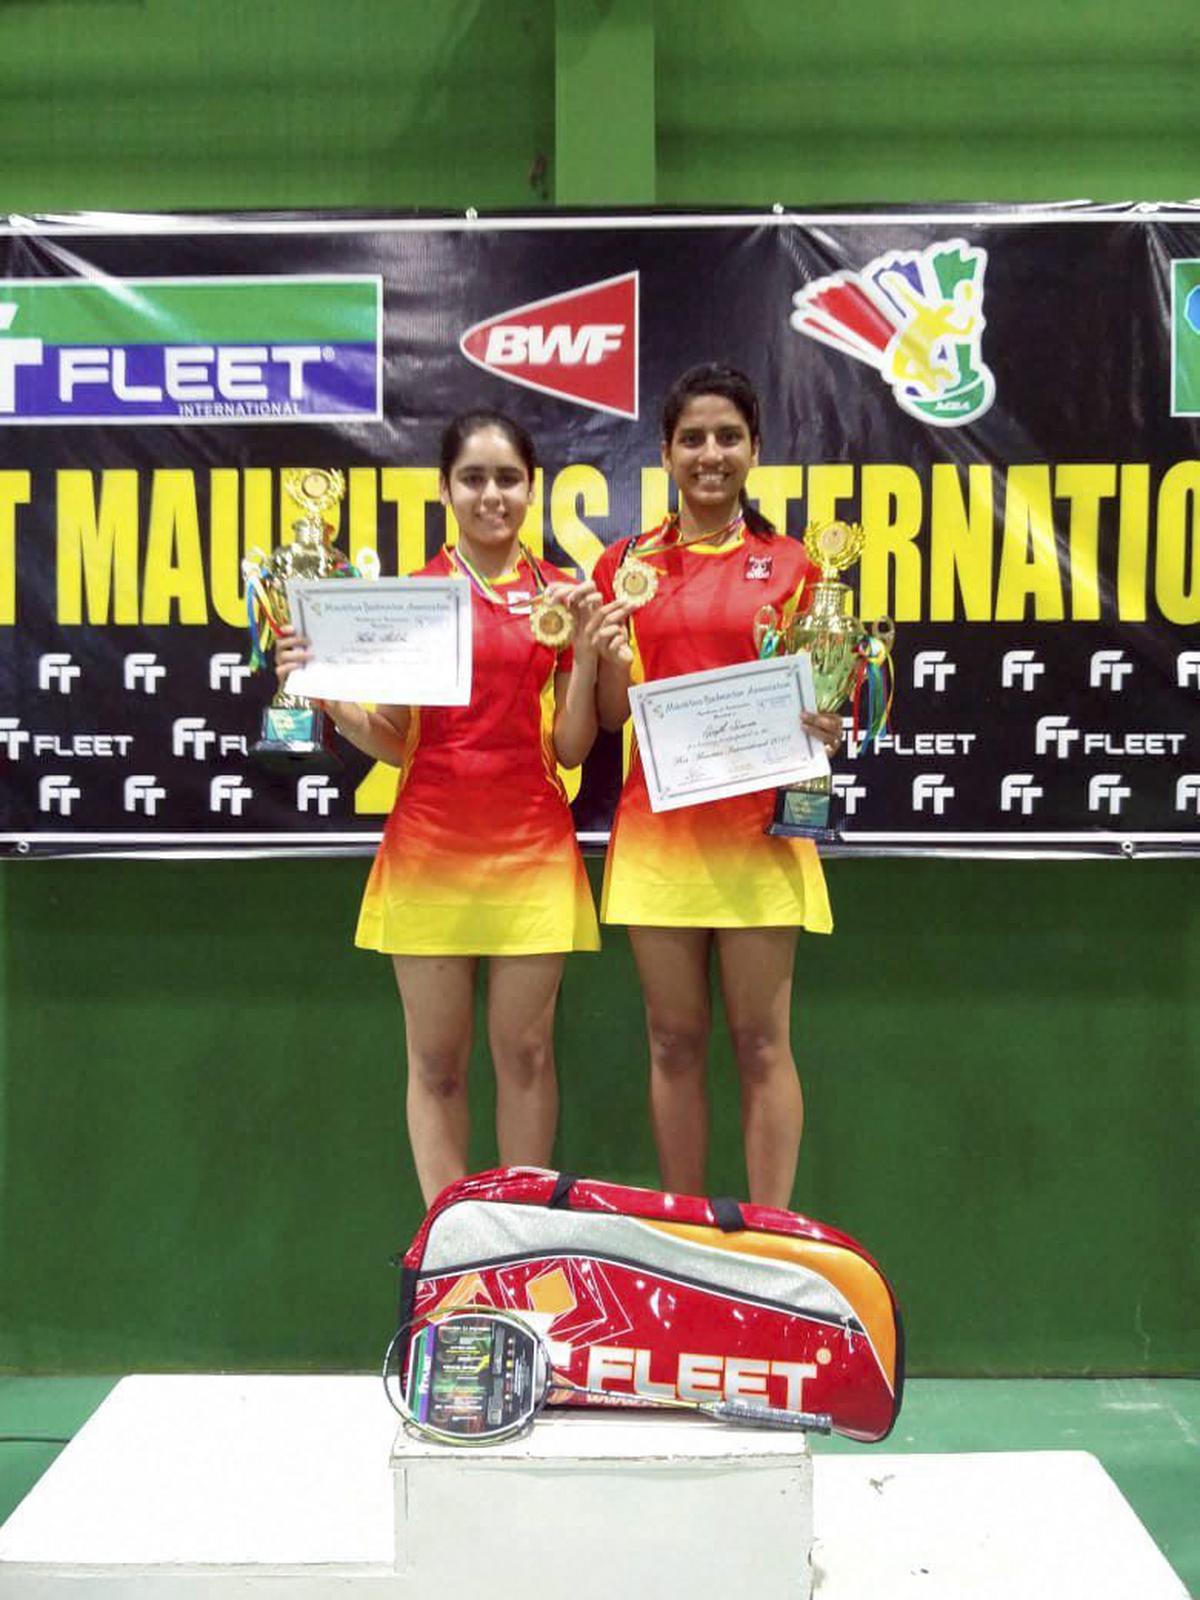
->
[[913, 649, 956, 691], [210, 653, 252, 693], [124, 653, 166, 693], [1178, 651, 1200, 690], [1170, 261, 1200, 416], [912, 773, 955, 813], [831, 774, 866, 816], [460, 272, 638, 418], [1088, 774, 1130, 815], [38, 652, 80, 692], [1089, 649, 1133, 690], [297, 774, 337, 815], [124, 775, 166, 815], [1035, 716, 1080, 758], [0, 276, 382, 425], [172, 718, 248, 759], [0, 718, 30, 758], [1001, 649, 1045, 691], [1176, 775, 1200, 814], [1000, 774, 1043, 815], [39, 774, 81, 815], [209, 775, 253, 815], [790, 239, 994, 428]]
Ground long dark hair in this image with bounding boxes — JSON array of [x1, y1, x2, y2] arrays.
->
[[660, 363, 774, 535], [438, 410, 538, 483]]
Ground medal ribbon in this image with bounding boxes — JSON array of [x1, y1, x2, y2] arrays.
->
[[448, 542, 547, 609], [625, 509, 747, 564]]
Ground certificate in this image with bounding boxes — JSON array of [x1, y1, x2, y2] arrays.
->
[[629, 655, 829, 813], [285, 578, 472, 705]]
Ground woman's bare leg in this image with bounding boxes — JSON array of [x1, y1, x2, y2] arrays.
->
[[629, 926, 713, 1196], [715, 926, 802, 1209], [486, 953, 565, 1169], [392, 955, 477, 1204]]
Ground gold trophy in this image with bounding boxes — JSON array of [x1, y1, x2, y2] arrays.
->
[[245, 468, 365, 774], [766, 520, 895, 838]]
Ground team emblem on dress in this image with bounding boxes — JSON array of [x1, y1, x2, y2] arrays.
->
[[744, 553, 773, 580]]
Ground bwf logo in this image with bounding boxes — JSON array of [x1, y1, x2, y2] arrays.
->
[[38, 774, 81, 814], [1001, 650, 1045, 691], [1087, 774, 1130, 815], [460, 273, 638, 419], [38, 653, 80, 693], [124, 775, 166, 815], [912, 773, 954, 813], [209, 775, 252, 815], [1089, 650, 1133, 690], [912, 650, 956, 692], [1000, 774, 1043, 815], [1035, 716, 1080, 758], [297, 774, 337, 815], [124, 653, 166, 693]]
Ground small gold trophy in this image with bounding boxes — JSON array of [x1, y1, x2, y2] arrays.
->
[[245, 468, 360, 774], [767, 520, 895, 838]]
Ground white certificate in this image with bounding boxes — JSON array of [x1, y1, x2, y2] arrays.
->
[[285, 577, 472, 705], [629, 654, 829, 813]]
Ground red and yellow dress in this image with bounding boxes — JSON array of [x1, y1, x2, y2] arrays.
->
[[593, 524, 833, 932], [355, 548, 600, 957]]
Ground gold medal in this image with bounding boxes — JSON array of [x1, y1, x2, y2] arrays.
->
[[613, 557, 659, 608], [530, 599, 575, 649]]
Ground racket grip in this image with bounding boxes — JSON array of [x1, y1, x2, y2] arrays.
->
[[708, 1401, 833, 1434]]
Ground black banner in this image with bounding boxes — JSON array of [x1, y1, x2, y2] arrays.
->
[[2, 207, 1198, 857]]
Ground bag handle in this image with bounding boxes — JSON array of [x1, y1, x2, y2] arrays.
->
[[548, 1171, 578, 1209], [709, 1195, 746, 1233]]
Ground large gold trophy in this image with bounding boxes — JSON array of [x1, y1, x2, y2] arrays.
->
[[765, 520, 895, 838], [244, 468, 366, 774]]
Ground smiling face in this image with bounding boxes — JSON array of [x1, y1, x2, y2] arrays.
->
[[439, 425, 534, 571], [661, 393, 759, 532]]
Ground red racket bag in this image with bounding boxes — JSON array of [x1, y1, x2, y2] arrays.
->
[[396, 1167, 903, 1443]]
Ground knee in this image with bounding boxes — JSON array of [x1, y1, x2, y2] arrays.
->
[[410, 1045, 469, 1101], [492, 1034, 554, 1092], [646, 1018, 710, 1079], [729, 1024, 791, 1086]]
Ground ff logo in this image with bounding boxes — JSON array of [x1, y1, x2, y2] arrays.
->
[[913, 650, 956, 691], [460, 273, 638, 419], [173, 717, 216, 759], [1089, 650, 1133, 690], [297, 774, 337, 815], [1001, 649, 1045, 691], [1000, 774, 1043, 815], [912, 773, 954, 813], [124, 653, 166, 693], [124, 775, 166, 815], [209, 775, 252, 815], [1176, 776, 1200, 813], [1035, 716, 1080, 758], [38, 653, 80, 693], [1178, 651, 1200, 689], [831, 774, 867, 816], [790, 238, 994, 428], [1088, 774, 1130, 815], [0, 718, 30, 758], [210, 653, 252, 693], [38, 774, 81, 814]]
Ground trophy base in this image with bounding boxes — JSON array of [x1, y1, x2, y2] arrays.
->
[[251, 705, 342, 775], [766, 781, 841, 842]]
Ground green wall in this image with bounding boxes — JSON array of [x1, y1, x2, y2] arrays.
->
[[1, 0, 1197, 1376]]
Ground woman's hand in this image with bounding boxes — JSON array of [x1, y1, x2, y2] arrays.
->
[[540, 579, 605, 665], [584, 596, 634, 668], [274, 625, 326, 711], [803, 710, 844, 759]]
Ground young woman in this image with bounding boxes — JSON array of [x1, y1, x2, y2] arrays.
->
[[276, 412, 603, 1204], [588, 363, 844, 1209]]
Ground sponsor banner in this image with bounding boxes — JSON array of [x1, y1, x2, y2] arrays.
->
[[1, 208, 1198, 857]]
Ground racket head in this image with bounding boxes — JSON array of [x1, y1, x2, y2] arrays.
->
[[401, 1309, 551, 1445]]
